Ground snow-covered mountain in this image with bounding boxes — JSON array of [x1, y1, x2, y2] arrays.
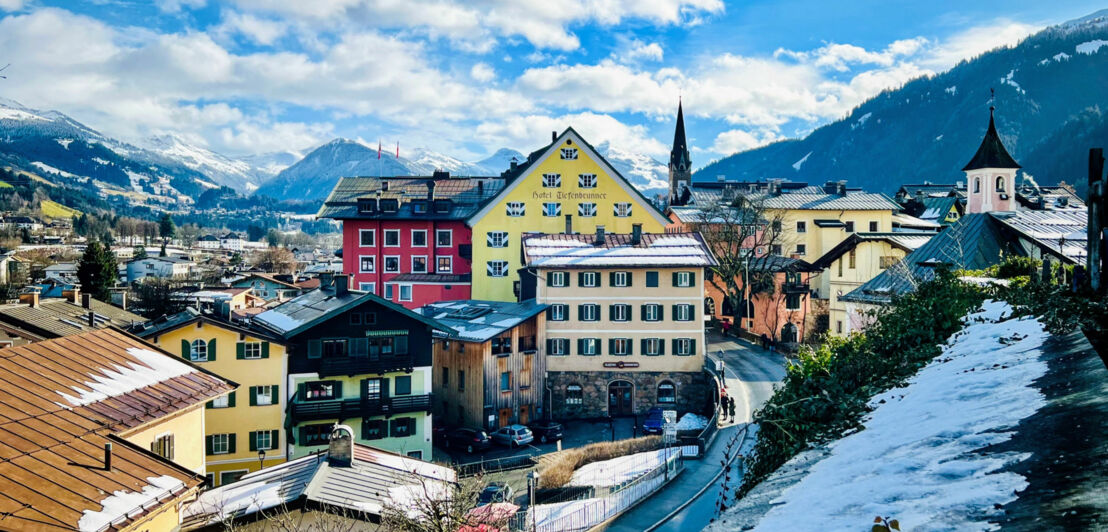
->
[[596, 141, 669, 198], [475, 148, 525, 175], [144, 134, 274, 192]]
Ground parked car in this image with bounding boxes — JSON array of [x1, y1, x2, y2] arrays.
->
[[490, 424, 534, 448], [528, 420, 564, 444], [642, 407, 665, 434], [476, 482, 514, 506], [432, 425, 452, 446], [444, 428, 492, 453]]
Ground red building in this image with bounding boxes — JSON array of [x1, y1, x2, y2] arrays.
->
[[318, 173, 505, 309]]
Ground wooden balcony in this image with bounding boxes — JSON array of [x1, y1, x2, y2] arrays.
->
[[318, 355, 414, 377], [290, 393, 433, 422]]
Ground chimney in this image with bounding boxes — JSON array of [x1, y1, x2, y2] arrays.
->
[[564, 214, 573, 235], [104, 442, 112, 471], [477, 180, 484, 194], [328, 425, 354, 467], [117, 291, 127, 310], [427, 180, 436, 202], [551, 131, 557, 143], [319, 272, 334, 290], [88, 310, 96, 328], [837, 181, 847, 196], [82, 293, 92, 309], [381, 181, 390, 191], [334, 274, 349, 297], [63, 288, 80, 304], [631, 224, 642, 245], [20, 292, 38, 308], [594, 225, 606, 245], [915, 189, 924, 202], [510, 157, 518, 170], [432, 169, 450, 180]]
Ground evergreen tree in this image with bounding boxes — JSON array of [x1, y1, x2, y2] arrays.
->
[[159, 243, 167, 257], [76, 241, 118, 301], [134, 245, 147, 259], [159, 213, 175, 244]]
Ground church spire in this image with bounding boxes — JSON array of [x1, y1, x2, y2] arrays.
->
[[668, 98, 692, 205], [962, 100, 1020, 171]]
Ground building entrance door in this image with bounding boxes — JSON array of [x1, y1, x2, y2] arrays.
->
[[608, 381, 633, 416]]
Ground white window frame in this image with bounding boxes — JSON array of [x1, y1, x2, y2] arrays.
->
[[796, 221, 806, 233], [359, 255, 375, 273], [550, 304, 568, 321], [542, 202, 562, 217], [560, 148, 578, 160], [614, 202, 632, 217], [612, 304, 630, 322], [359, 282, 376, 294], [612, 338, 631, 356], [487, 260, 509, 277], [676, 271, 692, 287], [658, 382, 676, 403], [675, 304, 694, 321], [399, 284, 412, 302], [566, 383, 582, 403], [581, 304, 599, 321], [580, 338, 599, 355], [506, 202, 525, 217], [243, 342, 262, 360], [675, 338, 693, 356], [411, 229, 427, 247], [384, 255, 401, 273], [542, 173, 561, 188], [384, 229, 401, 247], [578, 202, 597, 217], [255, 430, 272, 451], [437, 256, 453, 273], [255, 385, 274, 406], [385, 283, 394, 299], [411, 255, 428, 273], [212, 394, 230, 408], [359, 229, 375, 247], [550, 338, 569, 356], [581, 272, 598, 287], [578, 174, 597, 188], [549, 271, 567, 287], [212, 433, 230, 455], [435, 229, 452, 247], [190, 339, 208, 362], [487, 231, 508, 248], [644, 304, 661, 322], [644, 338, 662, 356], [612, 271, 630, 287]]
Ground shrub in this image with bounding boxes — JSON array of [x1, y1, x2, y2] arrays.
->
[[537, 436, 662, 489]]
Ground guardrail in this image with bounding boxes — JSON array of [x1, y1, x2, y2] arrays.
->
[[318, 356, 414, 377], [455, 454, 538, 477]]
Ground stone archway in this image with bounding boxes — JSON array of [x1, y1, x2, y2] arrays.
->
[[608, 380, 634, 416]]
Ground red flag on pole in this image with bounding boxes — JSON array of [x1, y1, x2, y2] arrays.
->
[[396, 141, 399, 159], [377, 141, 382, 159]]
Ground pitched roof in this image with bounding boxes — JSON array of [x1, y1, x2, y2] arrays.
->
[[747, 255, 816, 273], [669, 100, 690, 170], [895, 183, 964, 198], [811, 232, 936, 269], [253, 286, 451, 338], [522, 232, 718, 269], [230, 272, 300, 289], [132, 308, 285, 343], [418, 299, 548, 342], [0, 329, 233, 531], [919, 197, 961, 222], [962, 109, 1021, 171], [891, 212, 942, 231], [316, 176, 505, 220], [388, 273, 472, 283], [0, 297, 146, 338], [689, 186, 900, 211]]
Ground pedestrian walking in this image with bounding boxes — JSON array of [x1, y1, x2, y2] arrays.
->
[[760, 333, 769, 350], [728, 397, 737, 422]]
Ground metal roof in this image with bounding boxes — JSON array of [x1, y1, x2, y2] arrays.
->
[[418, 299, 548, 342], [521, 232, 719, 269], [389, 273, 472, 283], [689, 186, 899, 211], [919, 197, 961, 223], [0, 297, 146, 338], [811, 232, 936, 269], [253, 285, 452, 338], [317, 176, 505, 220]]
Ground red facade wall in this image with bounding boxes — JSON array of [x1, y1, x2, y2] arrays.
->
[[341, 219, 472, 309]]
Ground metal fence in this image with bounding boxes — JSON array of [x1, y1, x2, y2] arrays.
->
[[509, 448, 684, 532], [455, 454, 538, 477]]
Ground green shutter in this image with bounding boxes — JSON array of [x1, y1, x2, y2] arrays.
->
[[546, 307, 553, 320], [205, 435, 213, 455], [228, 391, 236, 408], [672, 305, 678, 321], [205, 400, 213, 409], [689, 272, 696, 285], [577, 338, 584, 355], [181, 339, 190, 360], [249, 386, 257, 406], [640, 305, 647, 321], [546, 339, 553, 353], [577, 305, 584, 321], [297, 382, 307, 401], [272, 385, 279, 404], [208, 338, 217, 361], [609, 305, 615, 321], [658, 305, 664, 321], [627, 339, 633, 356], [236, 342, 245, 359], [641, 338, 648, 355], [609, 272, 616, 286], [261, 342, 270, 358], [672, 338, 678, 355], [672, 272, 679, 287], [334, 381, 343, 398], [595, 338, 601, 356], [271, 430, 279, 450], [227, 433, 236, 454], [308, 340, 322, 358], [608, 338, 615, 355], [298, 426, 307, 445], [577, 272, 585, 287], [691, 339, 697, 356], [249, 431, 257, 452]]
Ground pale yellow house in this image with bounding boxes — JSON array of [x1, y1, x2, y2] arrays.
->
[[521, 229, 716, 419], [467, 128, 670, 302], [137, 310, 288, 486], [811, 232, 935, 336]]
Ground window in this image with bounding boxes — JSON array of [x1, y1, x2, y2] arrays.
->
[[413, 201, 428, 214], [578, 203, 597, 217], [359, 229, 375, 247], [210, 433, 230, 454], [500, 371, 511, 391], [151, 434, 174, 460], [359, 256, 375, 273], [548, 271, 568, 287], [996, 175, 1006, 192], [252, 430, 274, 451], [796, 221, 807, 233], [384, 229, 400, 247], [436, 230, 452, 247], [611, 271, 630, 287], [837, 320, 844, 334], [844, 221, 854, 233], [350, 313, 363, 325], [673, 304, 694, 321], [674, 338, 695, 356], [357, 198, 377, 213], [211, 394, 231, 408], [658, 381, 676, 403], [395, 375, 412, 395], [796, 244, 807, 255], [362, 419, 386, 440], [646, 271, 659, 287], [487, 260, 509, 277], [243, 342, 262, 359], [786, 292, 801, 311], [399, 285, 412, 302], [974, 177, 981, 193], [487, 231, 509, 248], [381, 199, 399, 212], [643, 304, 662, 322], [566, 384, 583, 404], [506, 202, 526, 216], [848, 250, 856, 269], [548, 303, 568, 321], [301, 424, 331, 446], [579, 304, 600, 321], [610, 304, 631, 322], [560, 147, 578, 159], [442, 367, 449, 387], [837, 257, 843, 277], [304, 381, 337, 400], [771, 244, 782, 255], [578, 174, 597, 188], [542, 173, 561, 188], [579, 338, 600, 355], [252, 385, 275, 406], [323, 339, 346, 358], [579, 271, 599, 287], [190, 339, 208, 362], [674, 271, 694, 287], [412, 256, 428, 273], [643, 338, 663, 356], [385, 283, 394, 299], [437, 256, 453, 273], [458, 370, 465, 391], [411, 229, 427, 247], [384, 256, 400, 273], [610, 338, 632, 356], [220, 470, 247, 486], [545, 338, 568, 356], [614, 202, 632, 217], [869, 221, 879, 232], [879, 256, 899, 269], [361, 282, 376, 293], [542, 202, 562, 217]]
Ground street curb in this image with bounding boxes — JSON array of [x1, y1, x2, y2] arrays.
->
[[642, 423, 751, 532]]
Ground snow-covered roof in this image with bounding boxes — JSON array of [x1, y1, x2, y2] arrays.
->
[[254, 284, 450, 338], [417, 299, 548, 342], [522, 232, 718, 269]]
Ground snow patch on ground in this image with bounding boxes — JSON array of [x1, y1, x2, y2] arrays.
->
[[30, 161, 77, 178], [1040, 52, 1071, 65], [567, 448, 670, 487], [935, 134, 944, 141], [676, 412, 709, 431], [0, 107, 48, 121], [1001, 69, 1026, 94], [56, 138, 74, 149], [852, 113, 872, 129], [746, 300, 1049, 531], [945, 86, 957, 95], [79, 475, 185, 531], [55, 347, 199, 407], [792, 152, 812, 171], [1076, 39, 1108, 54]]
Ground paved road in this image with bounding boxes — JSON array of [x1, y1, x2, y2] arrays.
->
[[710, 333, 789, 425]]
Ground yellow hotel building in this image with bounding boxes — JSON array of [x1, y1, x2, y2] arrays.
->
[[467, 128, 670, 302], [137, 310, 289, 486]]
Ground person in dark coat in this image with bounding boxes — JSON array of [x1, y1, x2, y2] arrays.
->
[[760, 333, 769, 349], [728, 397, 737, 422]]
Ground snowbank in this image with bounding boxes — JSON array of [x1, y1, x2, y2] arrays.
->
[[566, 448, 671, 488], [676, 413, 709, 431], [743, 301, 1049, 531]]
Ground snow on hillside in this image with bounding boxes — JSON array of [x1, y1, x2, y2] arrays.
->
[[729, 301, 1049, 531], [1076, 39, 1108, 54], [475, 148, 524, 175], [595, 141, 668, 196], [145, 134, 265, 192]]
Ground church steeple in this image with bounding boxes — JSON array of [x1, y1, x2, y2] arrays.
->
[[668, 99, 692, 205], [964, 102, 1019, 214]]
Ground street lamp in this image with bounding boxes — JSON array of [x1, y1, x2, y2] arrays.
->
[[257, 449, 266, 471]]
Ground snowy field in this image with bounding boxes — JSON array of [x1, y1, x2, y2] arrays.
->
[[566, 448, 673, 487]]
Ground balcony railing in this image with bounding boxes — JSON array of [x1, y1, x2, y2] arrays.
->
[[290, 393, 433, 422], [783, 282, 810, 293], [318, 355, 414, 377]]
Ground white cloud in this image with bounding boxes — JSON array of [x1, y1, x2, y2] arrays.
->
[[612, 37, 664, 63], [0, 0, 23, 12], [215, 11, 288, 45], [470, 62, 496, 82], [711, 129, 783, 155], [157, 0, 206, 13], [476, 111, 669, 157], [920, 20, 1038, 69]]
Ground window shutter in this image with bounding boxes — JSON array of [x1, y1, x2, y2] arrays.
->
[[546, 339, 553, 353], [672, 305, 678, 321], [272, 385, 279, 404], [691, 339, 697, 356], [625, 273, 632, 287], [308, 340, 322, 358], [208, 338, 217, 361], [672, 338, 678, 355], [609, 272, 616, 286], [689, 272, 696, 285], [546, 307, 553, 320], [228, 391, 236, 408], [608, 338, 615, 355], [658, 305, 664, 321], [627, 340, 633, 356], [640, 305, 646, 321], [205, 400, 213, 409], [249, 431, 257, 452], [595, 339, 601, 356], [236, 342, 245, 359], [660, 339, 665, 355], [271, 430, 279, 450], [181, 339, 190, 359], [641, 338, 648, 354], [298, 426, 307, 445], [228, 433, 236, 454], [577, 305, 584, 321], [608, 305, 616, 321], [205, 435, 213, 455], [547, 273, 554, 287], [334, 381, 343, 398], [249, 386, 257, 406], [578, 272, 585, 287], [297, 383, 307, 401], [577, 338, 584, 355], [262, 342, 270, 358], [672, 272, 678, 286]]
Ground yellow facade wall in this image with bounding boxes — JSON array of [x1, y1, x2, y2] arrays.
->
[[147, 321, 288, 484], [827, 240, 908, 336], [119, 404, 207, 475], [470, 134, 668, 302], [775, 209, 895, 260], [123, 489, 196, 532]]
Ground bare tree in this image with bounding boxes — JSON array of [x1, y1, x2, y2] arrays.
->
[[252, 247, 297, 274], [177, 223, 201, 249], [381, 471, 507, 532]]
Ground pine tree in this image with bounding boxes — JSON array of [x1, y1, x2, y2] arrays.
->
[[134, 245, 147, 259], [158, 213, 175, 244], [77, 241, 118, 301]]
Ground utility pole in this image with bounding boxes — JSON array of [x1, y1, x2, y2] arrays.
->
[[1089, 148, 1105, 294]]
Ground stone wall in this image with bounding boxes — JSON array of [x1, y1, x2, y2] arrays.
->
[[547, 370, 708, 419]]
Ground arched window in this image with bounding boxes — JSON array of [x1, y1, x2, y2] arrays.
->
[[657, 381, 676, 404], [974, 177, 981, 193], [704, 297, 716, 316], [190, 339, 208, 362], [996, 176, 1005, 192], [566, 384, 583, 405]]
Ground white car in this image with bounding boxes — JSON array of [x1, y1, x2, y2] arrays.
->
[[491, 424, 534, 448]]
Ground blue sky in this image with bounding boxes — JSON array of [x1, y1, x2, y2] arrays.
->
[[0, 0, 1102, 167]]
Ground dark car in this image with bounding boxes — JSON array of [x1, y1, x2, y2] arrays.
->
[[642, 407, 665, 434], [528, 421, 564, 444], [476, 482, 514, 506], [444, 428, 492, 453]]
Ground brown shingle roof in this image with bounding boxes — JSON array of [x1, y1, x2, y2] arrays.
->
[[0, 298, 145, 339]]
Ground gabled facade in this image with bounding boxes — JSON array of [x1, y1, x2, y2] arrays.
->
[[126, 255, 193, 281], [230, 272, 303, 301], [469, 128, 670, 302]]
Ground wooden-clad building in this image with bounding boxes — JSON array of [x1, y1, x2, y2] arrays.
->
[[421, 299, 548, 430]]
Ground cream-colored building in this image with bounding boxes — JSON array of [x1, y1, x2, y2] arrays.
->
[[521, 228, 716, 419]]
